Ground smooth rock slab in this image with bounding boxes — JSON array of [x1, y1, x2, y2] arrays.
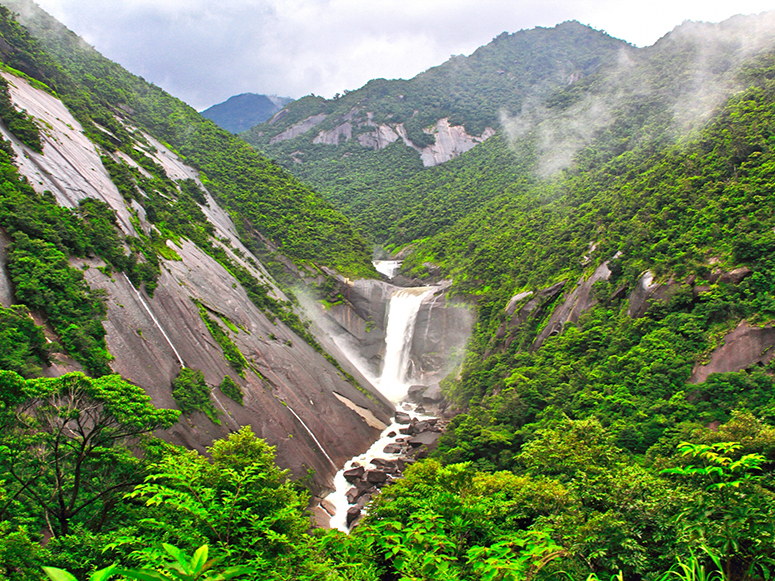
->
[[408, 432, 440, 447]]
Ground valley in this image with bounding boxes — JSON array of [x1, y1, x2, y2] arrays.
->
[[0, 1, 774, 580]]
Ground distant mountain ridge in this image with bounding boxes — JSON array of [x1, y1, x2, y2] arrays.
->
[[201, 92, 293, 133]]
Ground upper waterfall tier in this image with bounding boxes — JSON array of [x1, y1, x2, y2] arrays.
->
[[379, 287, 436, 401]]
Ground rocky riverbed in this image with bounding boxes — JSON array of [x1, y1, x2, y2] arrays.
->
[[314, 408, 447, 530]]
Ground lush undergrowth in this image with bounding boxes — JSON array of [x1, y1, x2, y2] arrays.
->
[[0, 3, 774, 581], [2, 371, 771, 580]]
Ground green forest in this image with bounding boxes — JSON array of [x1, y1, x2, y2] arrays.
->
[[0, 1, 774, 580]]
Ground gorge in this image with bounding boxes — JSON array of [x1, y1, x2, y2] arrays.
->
[[1, 2, 775, 579]]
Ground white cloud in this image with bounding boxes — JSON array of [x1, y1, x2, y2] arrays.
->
[[30, 0, 775, 110]]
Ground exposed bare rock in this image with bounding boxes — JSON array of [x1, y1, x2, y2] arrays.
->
[[690, 321, 775, 383], [411, 282, 474, 387], [357, 123, 401, 150], [313, 122, 353, 145], [0, 228, 12, 308], [407, 385, 426, 402], [346, 506, 361, 527], [370, 458, 398, 472], [716, 267, 753, 285], [383, 443, 403, 454], [310, 505, 331, 528], [626, 272, 683, 319], [396, 118, 495, 167], [395, 411, 412, 424], [1, 73, 135, 234], [345, 487, 360, 504], [0, 72, 399, 494], [496, 281, 566, 352], [320, 499, 337, 517], [505, 291, 534, 316], [534, 262, 612, 349], [365, 469, 389, 484], [270, 113, 327, 143], [408, 431, 440, 447], [344, 466, 365, 483], [421, 384, 443, 403], [354, 493, 372, 511], [332, 392, 388, 430]]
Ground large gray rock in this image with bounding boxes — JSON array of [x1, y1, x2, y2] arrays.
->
[[691, 322, 775, 383], [496, 281, 566, 352], [422, 384, 443, 403], [534, 262, 611, 349], [408, 432, 440, 447]]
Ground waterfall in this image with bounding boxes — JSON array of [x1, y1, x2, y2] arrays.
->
[[322, 285, 437, 530], [378, 287, 434, 402], [372, 260, 402, 279]]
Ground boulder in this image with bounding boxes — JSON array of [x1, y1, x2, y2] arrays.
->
[[345, 487, 360, 504], [343, 465, 365, 483], [422, 384, 443, 403], [387, 431, 397, 438], [408, 385, 426, 402], [320, 499, 336, 517], [396, 457, 414, 471], [408, 431, 440, 447], [354, 493, 372, 511], [718, 267, 753, 285], [346, 506, 361, 527], [395, 411, 412, 424], [690, 322, 775, 383], [383, 442, 403, 454], [371, 458, 399, 473], [365, 469, 389, 484]]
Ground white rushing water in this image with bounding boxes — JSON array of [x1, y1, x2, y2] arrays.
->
[[327, 406, 431, 532], [323, 285, 437, 530], [372, 260, 402, 278], [379, 287, 435, 402]]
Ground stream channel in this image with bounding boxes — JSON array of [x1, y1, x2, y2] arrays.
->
[[323, 261, 439, 531]]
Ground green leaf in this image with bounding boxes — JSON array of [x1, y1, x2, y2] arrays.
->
[[41, 567, 79, 581]]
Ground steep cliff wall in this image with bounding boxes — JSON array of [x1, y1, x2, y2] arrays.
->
[[0, 71, 393, 491]]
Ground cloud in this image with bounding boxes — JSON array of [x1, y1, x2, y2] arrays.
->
[[32, 0, 775, 110]]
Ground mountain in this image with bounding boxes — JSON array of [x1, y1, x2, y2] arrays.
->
[[200, 92, 293, 133], [2, 2, 775, 579], [244, 16, 775, 250], [0, 0, 393, 495]]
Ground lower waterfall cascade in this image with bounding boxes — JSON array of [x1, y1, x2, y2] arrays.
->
[[322, 285, 440, 530]]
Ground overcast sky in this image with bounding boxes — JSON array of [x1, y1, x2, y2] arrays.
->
[[32, 0, 775, 111]]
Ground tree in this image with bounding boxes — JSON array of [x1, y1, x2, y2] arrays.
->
[[128, 427, 311, 576], [0, 371, 179, 536], [662, 442, 775, 580]]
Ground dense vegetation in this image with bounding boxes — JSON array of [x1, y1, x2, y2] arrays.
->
[[1, 2, 775, 580], [0, 0, 374, 278], [245, 14, 773, 252]]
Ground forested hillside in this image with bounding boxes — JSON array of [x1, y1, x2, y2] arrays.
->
[[245, 14, 775, 252], [2, 2, 775, 581]]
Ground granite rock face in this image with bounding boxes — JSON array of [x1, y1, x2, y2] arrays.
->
[[0, 73, 394, 492], [691, 322, 775, 383]]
